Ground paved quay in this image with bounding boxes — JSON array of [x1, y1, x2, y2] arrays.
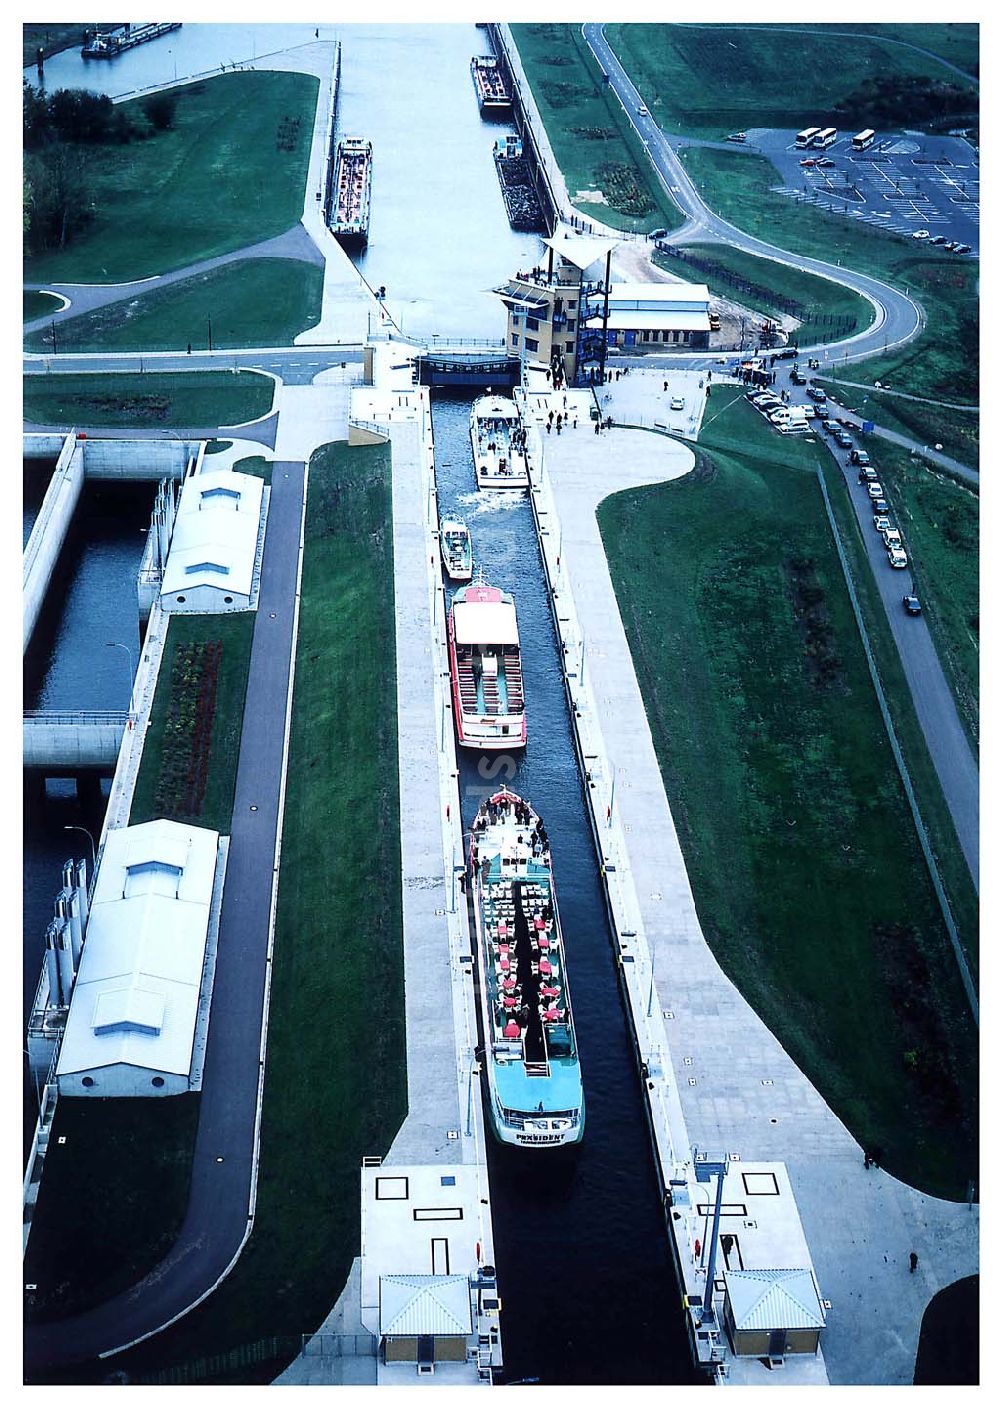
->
[[518, 380, 978, 1385]]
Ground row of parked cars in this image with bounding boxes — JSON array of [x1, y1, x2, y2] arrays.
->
[[911, 230, 972, 254]]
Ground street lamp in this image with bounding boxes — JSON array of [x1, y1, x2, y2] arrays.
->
[[63, 824, 96, 874], [106, 641, 136, 719]]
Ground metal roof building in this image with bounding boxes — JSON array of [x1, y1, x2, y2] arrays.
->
[[160, 468, 264, 613], [56, 819, 221, 1097], [585, 281, 712, 345]]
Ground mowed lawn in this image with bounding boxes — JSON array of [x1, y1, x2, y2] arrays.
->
[[604, 23, 978, 138], [24, 71, 318, 285], [821, 380, 979, 470], [23, 290, 64, 321], [130, 612, 256, 835], [24, 259, 324, 355], [598, 397, 977, 1198], [23, 370, 275, 429], [510, 23, 679, 232], [653, 242, 873, 339], [54, 440, 407, 1383]]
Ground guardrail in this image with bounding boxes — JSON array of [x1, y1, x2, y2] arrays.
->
[[24, 710, 129, 725]]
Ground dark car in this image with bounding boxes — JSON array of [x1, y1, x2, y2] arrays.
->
[[806, 384, 824, 400], [928, 235, 948, 245], [902, 594, 922, 616], [850, 449, 871, 466], [822, 418, 841, 433], [790, 371, 807, 385], [872, 498, 890, 514], [858, 468, 879, 484], [954, 243, 971, 255], [834, 431, 853, 449]]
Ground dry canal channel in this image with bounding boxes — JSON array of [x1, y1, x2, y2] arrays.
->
[[25, 22, 699, 1383]]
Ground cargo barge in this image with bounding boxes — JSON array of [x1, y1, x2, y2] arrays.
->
[[493, 135, 545, 233], [329, 137, 372, 249], [81, 22, 181, 59], [471, 56, 512, 116]]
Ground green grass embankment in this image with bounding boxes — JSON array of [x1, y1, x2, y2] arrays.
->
[[821, 381, 979, 470], [24, 260, 323, 355], [653, 242, 872, 340], [604, 23, 977, 138], [23, 290, 64, 321], [130, 613, 256, 834], [23, 371, 275, 429], [24, 71, 318, 285], [50, 440, 406, 1384], [598, 395, 977, 1197], [510, 23, 679, 233], [24, 1095, 200, 1322]]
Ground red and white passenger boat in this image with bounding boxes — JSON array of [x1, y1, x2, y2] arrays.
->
[[447, 584, 526, 749]]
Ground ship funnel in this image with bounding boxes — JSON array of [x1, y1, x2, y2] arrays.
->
[[45, 922, 62, 1006], [55, 920, 75, 1003]]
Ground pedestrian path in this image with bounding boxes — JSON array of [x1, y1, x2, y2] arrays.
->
[[526, 414, 978, 1385]]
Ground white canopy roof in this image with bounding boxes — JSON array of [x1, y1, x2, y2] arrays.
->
[[543, 223, 618, 273], [608, 280, 710, 307], [161, 468, 263, 598], [57, 819, 219, 1081], [380, 1275, 472, 1337], [586, 310, 711, 332], [726, 1269, 826, 1332], [453, 599, 519, 646]]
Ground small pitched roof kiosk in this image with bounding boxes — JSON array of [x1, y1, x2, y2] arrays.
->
[[160, 468, 264, 612]]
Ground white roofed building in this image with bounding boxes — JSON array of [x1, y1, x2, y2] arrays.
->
[[56, 819, 221, 1097], [585, 281, 712, 351], [160, 468, 264, 613]]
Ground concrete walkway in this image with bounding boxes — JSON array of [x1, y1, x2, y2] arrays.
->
[[523, 408, 978, 1385]]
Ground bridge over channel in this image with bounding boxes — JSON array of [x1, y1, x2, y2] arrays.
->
[[23, 711, 128, 775]]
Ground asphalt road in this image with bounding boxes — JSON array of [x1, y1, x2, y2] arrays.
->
[[582, 23, 925, 366], [24, 459, 306, 1377]]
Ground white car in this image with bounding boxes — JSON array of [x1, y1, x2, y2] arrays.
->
[[873, 514, 893, 533], [882, 528, 903, 549], [637, 105, 649, 117], [670, 395, 686, 411], [866, 482, 885, 500], [912, 229, 930, 239], [887, 546, 908, 569]]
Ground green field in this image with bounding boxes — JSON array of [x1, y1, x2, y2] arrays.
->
[[831, 24, 979, 77], [130, 613, 256, 834], [24, 1096, 199, 1322], [24, 260, 323, 355], [653, 242, 873, 338], [24, 71, 318, 284], [598, 396, 977, 1197], [510, 23, 679, 232], [22, 23, 123, 66], [23, 290, 64, 321], [605, 23, 978, 139], [50, 440, 406, 1384], [821, 381, 979, 471], [23, 370, 275, 429]]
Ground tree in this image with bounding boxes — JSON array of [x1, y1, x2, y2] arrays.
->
[[143, 91, 177, 132]]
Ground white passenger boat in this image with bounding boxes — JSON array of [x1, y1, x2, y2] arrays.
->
[[470, 395, 529, 489], [469, 787, 584, 1147], [447, 584, 526, 749], [441, 519, 473, 581]]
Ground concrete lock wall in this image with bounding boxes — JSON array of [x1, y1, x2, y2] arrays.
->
[[83, 438, 196, 481], [23, 434, 85, 653]]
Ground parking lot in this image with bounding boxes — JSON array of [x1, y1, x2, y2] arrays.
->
[[748, 128, 979, 255]]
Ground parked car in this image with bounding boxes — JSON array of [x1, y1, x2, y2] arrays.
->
[[954, 243, 971, 255], [928, 235, 948, 245], [834, 431, 853, 449], [887, 546, 908, 569], [872, 499, 890, 514], [728, 132, 747, 143], [806, 385, 825, 400], [817, 158, 835, 167], [882, 528, 903, 549], [850, 449, 871, 466], [912, 229, 930, 239], [812, 401, 828, 416], [822, 418, 842, 433], [902, 594, 922, 615], [859, 468, 879, 484], [791, 371, 807, 385], [867, 482, 885, 500], [649, 227, 668, 239], [873, 515, 893, 533], [801, 404, 817, 418], [800, 157, 816, 167], [669, 395, 686, 411]]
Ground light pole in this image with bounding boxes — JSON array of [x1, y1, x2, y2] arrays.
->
[[63, 824, 96, 874], [106, 641, 136, 720]]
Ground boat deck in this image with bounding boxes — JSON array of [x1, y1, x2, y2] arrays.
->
[[454, 645, 523, 718], [332, 142, 371, 234]]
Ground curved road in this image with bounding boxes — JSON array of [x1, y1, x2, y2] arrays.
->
[[583, 23, 925, 367], [25, 456, 307, 1376]]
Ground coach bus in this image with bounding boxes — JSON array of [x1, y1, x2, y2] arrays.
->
[[795, 126, 821, 148], [813, 127, 838, 149], [852, 128, 876, 151]]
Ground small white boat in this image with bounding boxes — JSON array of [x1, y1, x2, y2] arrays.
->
[[470, 395, 529, 490], [441, 519, 473, 581]]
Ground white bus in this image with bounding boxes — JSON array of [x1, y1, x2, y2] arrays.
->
[[795, 126, 821, 148], [813, 127, 838, 149], [852, 128, 876, 151]]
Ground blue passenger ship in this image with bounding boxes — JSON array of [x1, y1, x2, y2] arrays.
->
[[469, 789, 584, 1147]]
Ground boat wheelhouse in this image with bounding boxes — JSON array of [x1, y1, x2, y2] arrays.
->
[[330, 137, 372, 247], [470, 395, 529, 489], [448, 585, 526, 750], [441, 519, 473, 581], [469, 788, 584, 1147]]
